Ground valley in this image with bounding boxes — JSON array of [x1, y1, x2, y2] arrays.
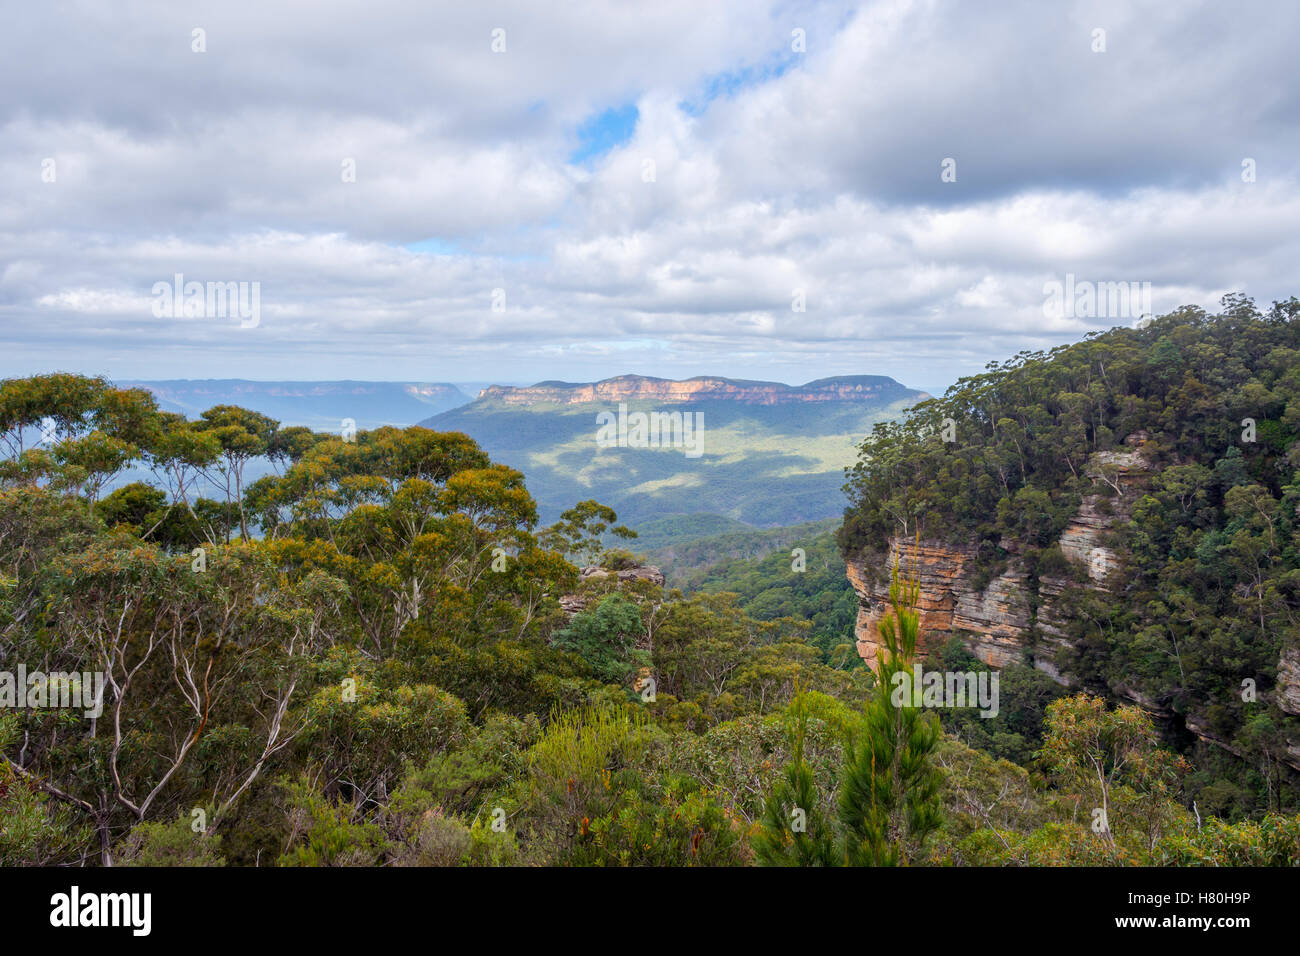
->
[[422, 373, 926, 528]]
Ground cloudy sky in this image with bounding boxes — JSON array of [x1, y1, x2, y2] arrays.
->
[[3, 0, 1298, 395]]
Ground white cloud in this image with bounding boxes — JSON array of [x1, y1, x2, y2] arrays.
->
[[1, 0, 1297, 391]]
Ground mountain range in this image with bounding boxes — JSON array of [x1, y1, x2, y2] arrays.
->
[[421, 374, 927, 530]]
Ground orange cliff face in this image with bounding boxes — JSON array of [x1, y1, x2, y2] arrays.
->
[[848, 539, 1032, 671], [477, 374, 926, 407]]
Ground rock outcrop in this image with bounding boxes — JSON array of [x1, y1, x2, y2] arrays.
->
[[579, 565, 666, 587], [849, 538, 1033, 670], [1054, 443, 1154, 584], [559, 594, 589, 616], [1277, 648, 1300, 716], [558, 564, 666, 617]]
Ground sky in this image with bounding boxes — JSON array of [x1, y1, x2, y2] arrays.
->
[[2, 0, 1298, 397]]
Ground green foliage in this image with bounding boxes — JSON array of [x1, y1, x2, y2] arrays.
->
[[560, 772, 750, 866], [638, 516, 839, 584], [671, 710, 845, 825], [293, 675, 471, 804], [541, 499, 637, 566], [277, 778, 387, 867], [551, 592, 649, 685], [4, 320, 1300, 868], [1039, 694, 1190, 857], [1153, 814, 1300, 866], [752, 693, 841, 866], [115, 812, 227, 867], [644, 591, 864, 730], [930, 739, 1045, 865], [752, 561, 943, 866], [927, 638, 1064, 765], [395, 711, 537, 817], [0, 731, 92, 866], [690, 532, 859, 665], [385, 809, 519, 867], [518, 704, 649, 861], [837, 562, 942, 865]]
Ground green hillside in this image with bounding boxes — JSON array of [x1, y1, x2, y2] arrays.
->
[[616, 512, 755, 551], [637, 516, 839, 585]]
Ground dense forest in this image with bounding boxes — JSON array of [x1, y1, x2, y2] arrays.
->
[[687, 531, 860, 666], [2, 296, 1299, 866], [636, 515, 839, 586]]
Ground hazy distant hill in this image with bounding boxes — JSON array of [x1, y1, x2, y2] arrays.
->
[[618, 513, 758, 551], [127, 380, 471, 431], [421, 374, 926, 528]]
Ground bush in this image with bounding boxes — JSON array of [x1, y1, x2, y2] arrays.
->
[[116, 812, 227, 867]]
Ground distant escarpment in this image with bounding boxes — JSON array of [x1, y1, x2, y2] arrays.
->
[[476, 374, 924, 407], [839, 300, 1300, 781], [422, 373, 927, 528]]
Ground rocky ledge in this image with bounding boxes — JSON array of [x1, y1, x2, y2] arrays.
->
[[559, 564, 665, 617]]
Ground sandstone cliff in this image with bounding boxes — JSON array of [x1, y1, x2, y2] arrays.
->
[[848, 537, 1032, 669], [1277, 647, 1300, 717]]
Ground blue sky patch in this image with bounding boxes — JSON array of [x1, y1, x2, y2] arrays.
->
[[570, 103, 640, 165], [679, 55, 799, 117]]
